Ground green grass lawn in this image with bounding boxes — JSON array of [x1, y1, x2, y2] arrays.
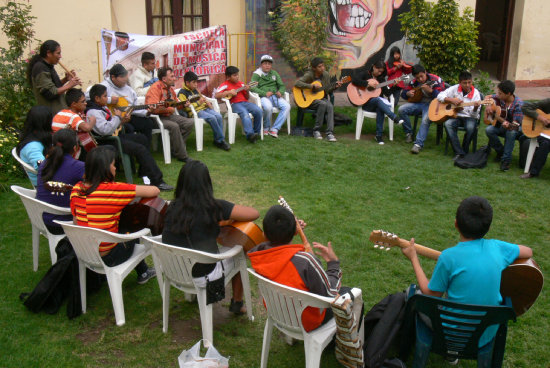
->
[[1, 108, 548, 367]]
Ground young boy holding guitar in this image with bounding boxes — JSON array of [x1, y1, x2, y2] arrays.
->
[[248, 205, 342, 332], [520, 98, 550, 179], [436, 71, 483, 160], [397, 64, 445, 153], [401, 196, 532, 366], [294, 57, 343, 142], [484, 80, 524, 171], [215, 66, 263, 144]]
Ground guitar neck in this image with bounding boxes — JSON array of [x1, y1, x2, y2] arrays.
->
[[394, 237, 441, 260], [295, 223, 312, 253]]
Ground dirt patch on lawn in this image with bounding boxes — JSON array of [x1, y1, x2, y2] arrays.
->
[[75, 317, 112, 345]]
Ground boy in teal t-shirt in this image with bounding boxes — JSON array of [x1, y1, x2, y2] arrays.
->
[[401, 196, 533, 366]]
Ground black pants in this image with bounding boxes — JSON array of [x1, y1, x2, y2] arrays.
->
[[117, 132, 164, 185], [529, 136, 550, 175], [128, 116, 157, 149], [101, 239, 148, 275]]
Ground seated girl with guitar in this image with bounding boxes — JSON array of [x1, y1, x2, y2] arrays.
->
[[400, 196, 533, 367], [162, 159, 260, 315], [385, 46, 413, 105], [36, 129, 84, 235], [351, 59, 404, 145], [294, 57, 344, 142], [70, 146, 158, 284]]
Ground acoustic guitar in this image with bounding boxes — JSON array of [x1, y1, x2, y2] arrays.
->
[[483, 101, 520, 130], [223, 81, 258, 98], [107, 96, 159, 118], [347, 74, 412, 106], [428, 98, 493, 124], [77, 131, 98, 152], [369, 230, 543, 317], [293, 76, 351, 108], [407, 80, 436, 103], [217, 220, 266, 252], [521, 109, 550, 138]]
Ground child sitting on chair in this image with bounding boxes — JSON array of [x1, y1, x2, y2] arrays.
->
[[214, 66, 263, 143], [248, 205, 342, 331], [401, 196, 533, 366], [177, 71, 228, 150]]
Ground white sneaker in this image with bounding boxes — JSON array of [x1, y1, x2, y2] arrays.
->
[[397, 119, 404, 126], [313, 131, 322, 140], [326, 133, 337, 142]]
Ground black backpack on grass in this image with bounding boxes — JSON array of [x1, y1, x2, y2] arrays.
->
[[454, 145, 491, 169]]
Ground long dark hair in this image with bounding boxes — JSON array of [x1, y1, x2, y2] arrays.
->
[[81, 146, 116, 195], [27, 40, 60, 85], [41, 129, 78, 184], [370, 59, 387, 78], [17, 106, 53, 155], [386, 46, 402, 65], [166, 160, 223, 234]]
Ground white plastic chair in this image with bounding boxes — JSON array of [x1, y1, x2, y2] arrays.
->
[[222, 98, 261, 144], [248, 268, 337, 368], [135, 96, 171, 164], [11, 185, 71, 271], [355, 95, 396, 141], [249, 92, 291, 136], [187, 97, 225, 152], [524, 137, 539, 173], [11, 147, 38, 188], [55, 220, 152, 326], [142, 235, 254, 346]]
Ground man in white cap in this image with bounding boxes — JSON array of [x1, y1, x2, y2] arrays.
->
[[250, 54, 290, 138]]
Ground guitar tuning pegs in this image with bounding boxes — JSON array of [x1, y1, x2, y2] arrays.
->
[[373, 244, 379, 249], [386, 247, 391, 251]]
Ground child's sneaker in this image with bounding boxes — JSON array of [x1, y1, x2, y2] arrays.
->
[[268, 130, 278, 138], [326, 133, 337, 142], [137, 267, 156, 284], [375, 136, 384, 145], [313, 131, 323, 140]]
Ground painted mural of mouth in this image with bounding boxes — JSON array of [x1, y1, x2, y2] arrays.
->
[[329, 0, 373, 35]]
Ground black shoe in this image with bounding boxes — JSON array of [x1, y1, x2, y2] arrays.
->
[[137, 267, 156, 284], [247, 133, 258, 143], [375, 135, 384, 145], [229, 298, 245, 315], [500, 161, 510, 171], [157, 182, 174, 191], [177, 157, 188, 163], [214, 140, 231, 151]]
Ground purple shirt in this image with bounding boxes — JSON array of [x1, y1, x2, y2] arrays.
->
[[36, 154, 85, 228]]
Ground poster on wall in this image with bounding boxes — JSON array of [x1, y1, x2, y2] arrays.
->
[[100, 25, 228, 94]]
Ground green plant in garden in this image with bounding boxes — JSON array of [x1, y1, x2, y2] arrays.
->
[[272, 0, 335, 73], [0, 122, 25, 185], [474, 70, 496, 97], [0, 1, 38, 129], [399, 0, 480, 85]]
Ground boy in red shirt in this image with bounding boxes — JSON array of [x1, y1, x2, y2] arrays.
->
[[214, 66, 263, 143]]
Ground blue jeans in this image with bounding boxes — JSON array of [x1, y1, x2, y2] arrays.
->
[[261, 95, 290, 132], [231, 101, 263, 136], [444, 117, 478, 155], [197, 108, 225, 143], [398, 102, 431, 146], [363, 97, 397, 137], [485, 125, 520, 162], [414, 316, 495, 368]]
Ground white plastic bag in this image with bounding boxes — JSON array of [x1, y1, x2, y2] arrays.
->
[[178, 339, 229, 368]]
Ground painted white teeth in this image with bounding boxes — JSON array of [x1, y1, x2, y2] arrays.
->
[[352, 5, 358, 17], [330, 1, 336, 15]]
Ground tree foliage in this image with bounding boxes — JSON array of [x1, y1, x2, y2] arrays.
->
[[399, 0, 480, 85], [0, 1, 38, 129], [272, 0, 335, 73]]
